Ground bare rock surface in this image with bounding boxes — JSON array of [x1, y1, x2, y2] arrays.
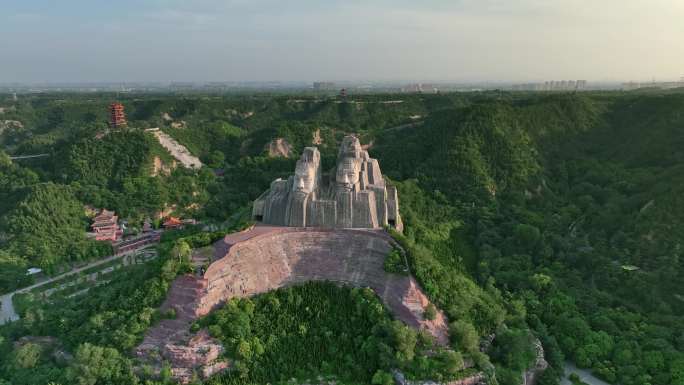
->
[[265, 137, 292, 157], [137, 225, 449, 383], [523, 337, 549, 385], [0, 119, 23, 134], [312, 128, 323, 145], [153, 130, 202, 169], [151, 156, 176, 176]]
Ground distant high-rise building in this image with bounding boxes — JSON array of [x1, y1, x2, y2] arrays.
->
[[313, 82, 336, 91], [109, 102, 127, 128], [622, 79, 683, 90], [401, 83, 438, 93], [512, 80, 588, 92]]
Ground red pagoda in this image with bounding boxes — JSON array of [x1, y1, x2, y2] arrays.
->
[[91, 209, 123, 241], [109, 102, 127, 128]]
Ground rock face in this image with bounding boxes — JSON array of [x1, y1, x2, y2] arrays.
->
[[523, 337, 549, 385], [153, 130, 203, 169], [265, 137, 292, 157], [253, 135, 402, 230], [137, 226, 448, 383], [204, 227, 447, 343], [0, 120, 23, 134]]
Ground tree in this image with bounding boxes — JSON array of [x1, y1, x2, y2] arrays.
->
[[449, 320, 479, 354], [389, 321, 417, 364], [384, 248, 407, 274], [371, 370, 394, 385], [14, 343, 41, 369], [537, 369, 561, 385], [170, 240, 192, 263], [514, 224, 541, 252], [424, 303, 437, 321], [489, 328, 536, 373], [1, 183, 96, 271], [237, 339, 253, 361], [0, 250, 32, 293], [440, 350, 464, 375], [66, 343, 135, 385], [209, 150, 225, 168]]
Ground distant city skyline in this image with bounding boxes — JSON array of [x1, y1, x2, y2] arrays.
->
[[1, 0, 683, 83]]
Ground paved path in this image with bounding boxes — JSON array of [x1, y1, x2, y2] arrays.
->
[[561, 361, 612, 385], [153, 131, 202, 169], [0, 293, 19, 324], [0, 242, 158, 326], [9, 154, 50, 160], [384, 120, 424, 132]]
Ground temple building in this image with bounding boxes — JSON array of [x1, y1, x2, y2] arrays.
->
[[253, 135, 402, 230], [163, 217, 183, 229], [109, 102, 127, 128], [91, 209, 123, 242]]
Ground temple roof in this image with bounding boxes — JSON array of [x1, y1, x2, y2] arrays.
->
[[163, 217, 183, 227], [93, 209, 116, 221]]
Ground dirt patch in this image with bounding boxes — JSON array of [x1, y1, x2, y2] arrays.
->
[[312, 129, 323, 145], [265, 138, 292, 158], [171, 121, 187, 129], [0, 120, 23, 132], [151, 156, 176, 176], [153, 131, 202, 169], [0, 106, 16, 115]]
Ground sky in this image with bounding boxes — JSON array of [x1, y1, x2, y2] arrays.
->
[[1, 0, 683, 83]]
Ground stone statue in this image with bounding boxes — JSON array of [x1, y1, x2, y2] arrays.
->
[[253, 135, 402, 230]]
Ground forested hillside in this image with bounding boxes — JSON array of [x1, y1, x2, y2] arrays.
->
[[0, 91, 682, 385], [375, 93, 684, 385]]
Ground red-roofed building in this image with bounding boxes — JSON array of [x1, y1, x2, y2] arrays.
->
[[163, 216, 183, 229], [91, 209, 123, 241]]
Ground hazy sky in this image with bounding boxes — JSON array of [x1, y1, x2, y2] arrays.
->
[[1, 0, 683, 83]]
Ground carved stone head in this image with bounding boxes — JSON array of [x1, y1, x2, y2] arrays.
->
[[292, 147, 320, 195], [335, 157, 360, 192], [338, 135, 362, 160]]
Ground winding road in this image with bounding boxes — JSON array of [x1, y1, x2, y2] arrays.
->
[[0, 293, 18, 324], [561, 361, 612, 385], [0, 237, 160, 325]]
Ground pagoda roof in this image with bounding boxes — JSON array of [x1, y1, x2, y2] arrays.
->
[[163, 216, 183, 227], [93, 209, 116, 220]]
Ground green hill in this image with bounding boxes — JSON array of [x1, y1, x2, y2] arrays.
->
[[374, 93, 684, 385], [0, 91, 683, 385]]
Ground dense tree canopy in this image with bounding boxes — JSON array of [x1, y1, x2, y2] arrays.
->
[[0, 90, 683, 384], [0, 183, 110, 273]]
